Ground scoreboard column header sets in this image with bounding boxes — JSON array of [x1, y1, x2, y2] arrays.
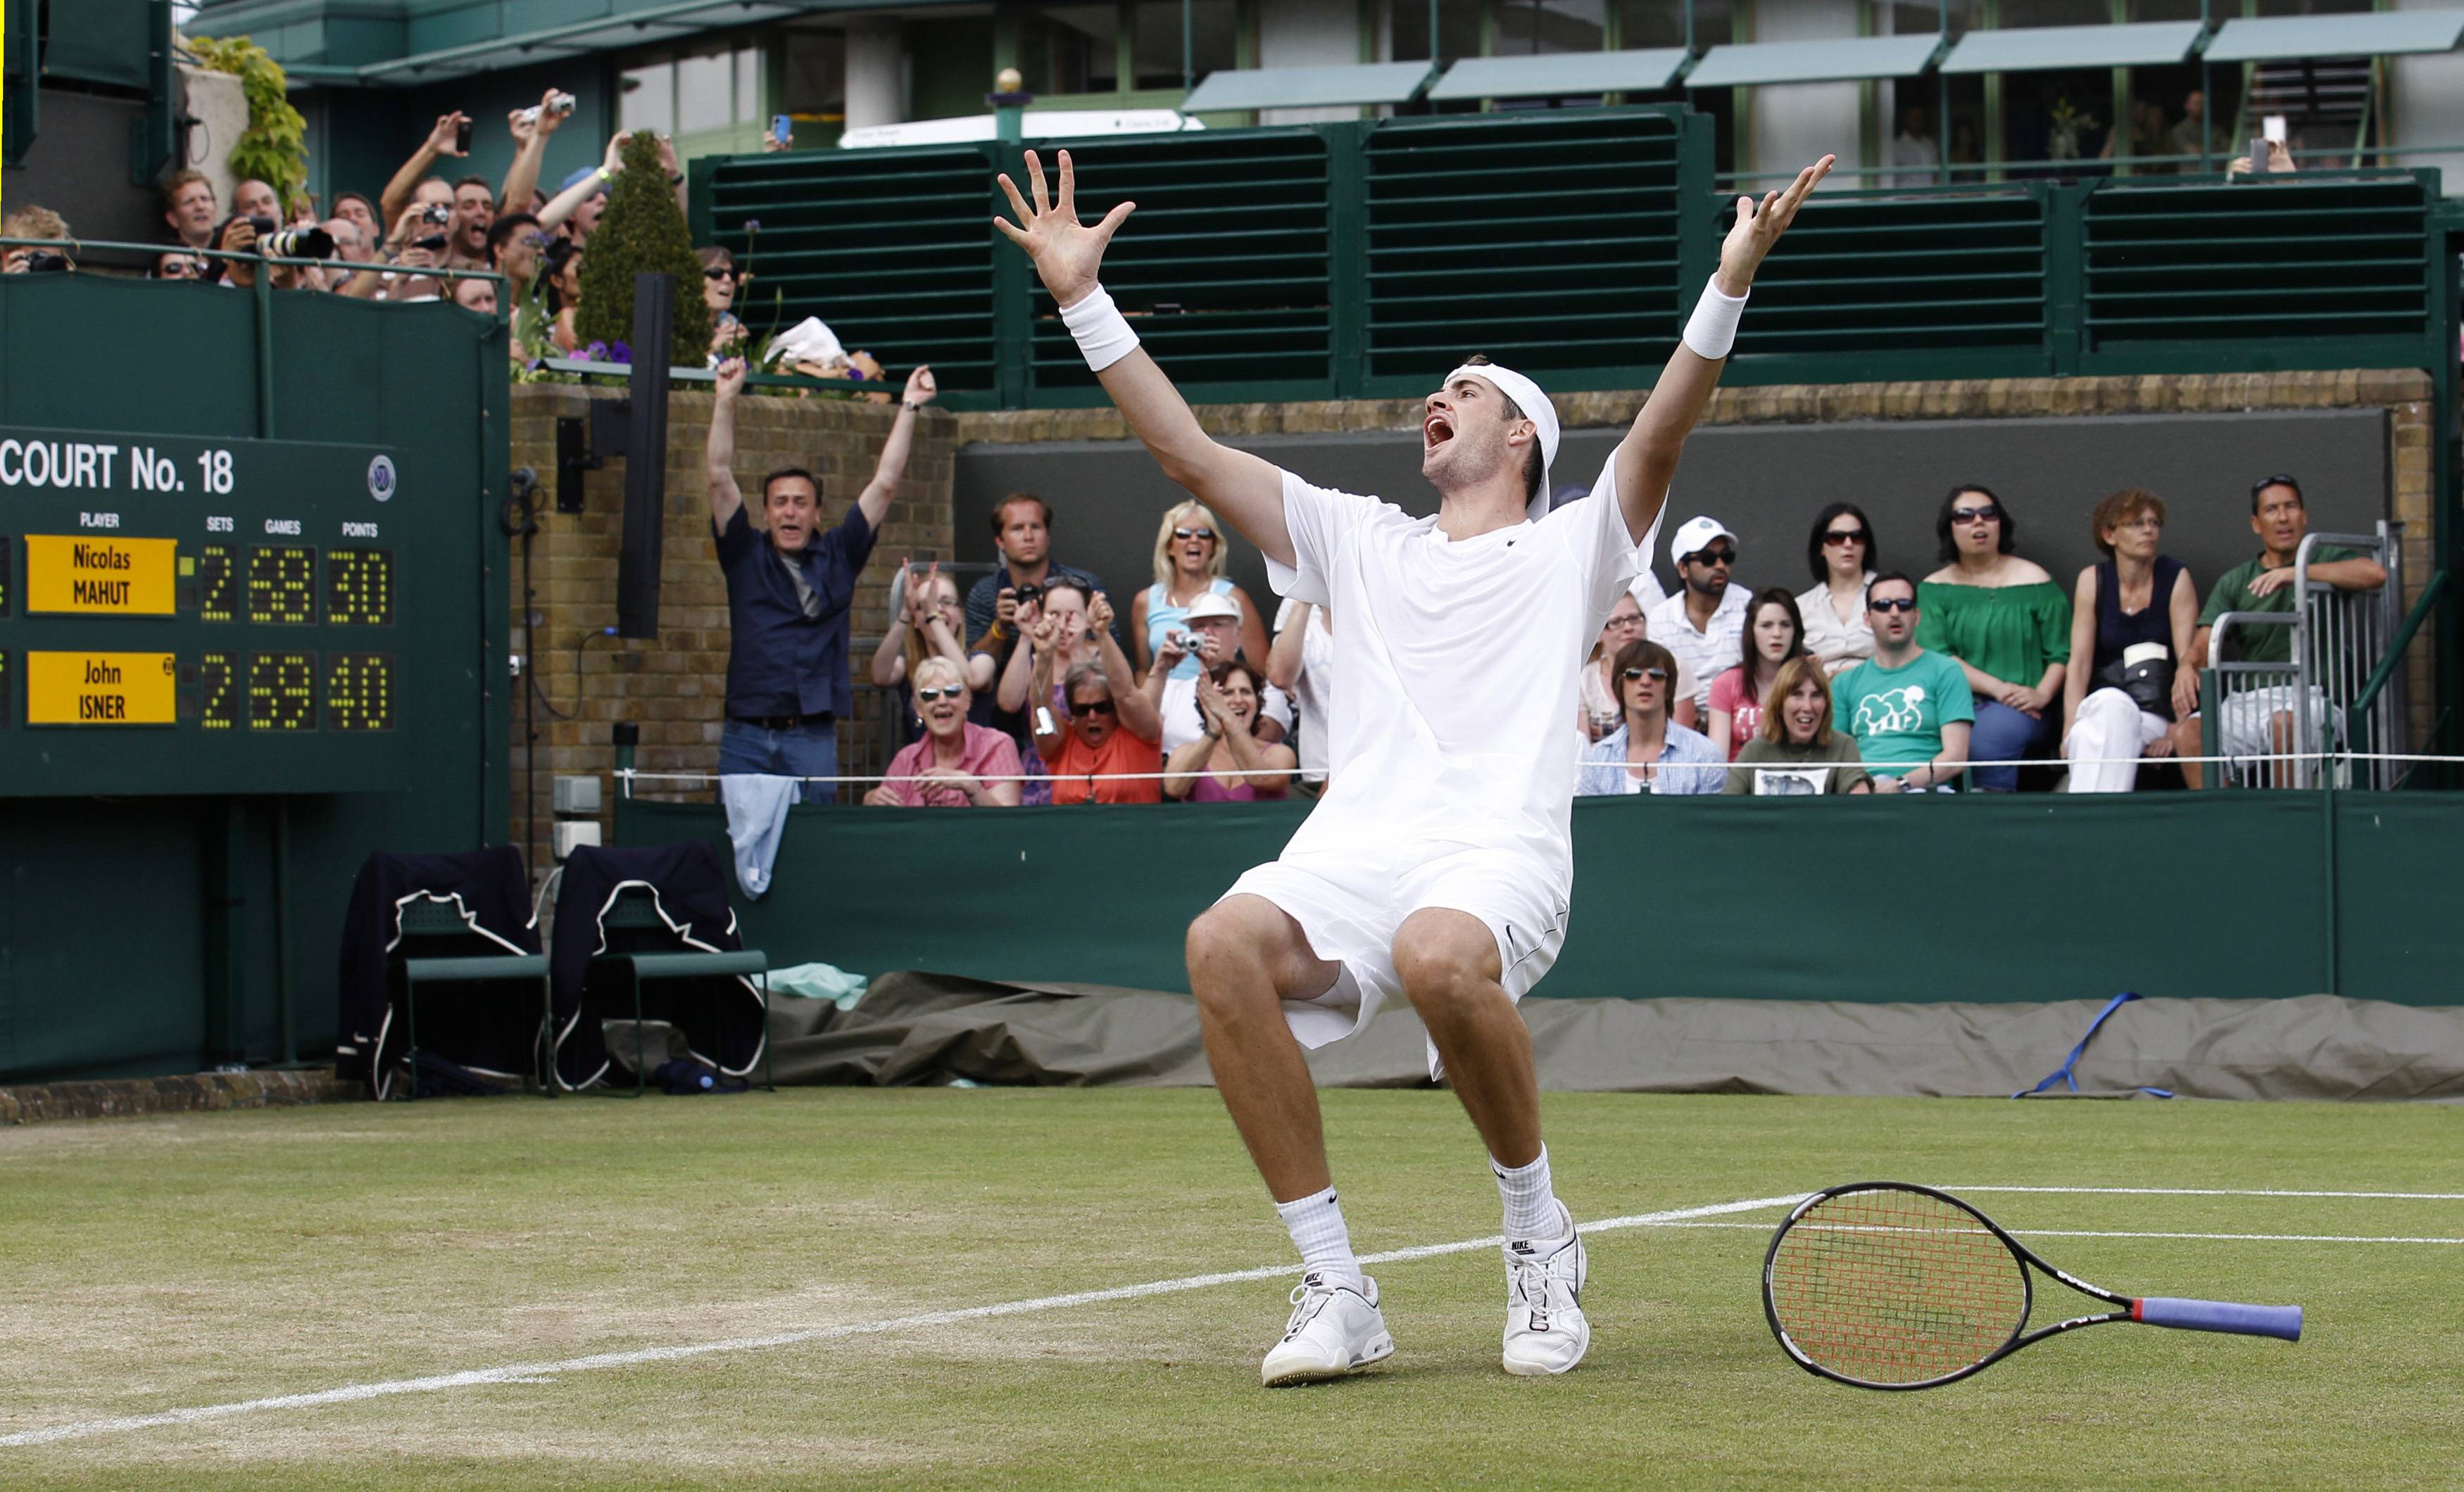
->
[[0, 428, 412, 796]]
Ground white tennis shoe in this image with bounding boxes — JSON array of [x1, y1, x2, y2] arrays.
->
[[1501, 1201, 1590, 1376], [1260, 1272, 1394, 1386]]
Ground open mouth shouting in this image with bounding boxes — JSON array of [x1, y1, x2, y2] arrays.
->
[[1423, 409, 1455, 455]]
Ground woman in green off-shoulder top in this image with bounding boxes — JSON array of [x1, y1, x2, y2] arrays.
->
[[1917, 485, 2070, 791]]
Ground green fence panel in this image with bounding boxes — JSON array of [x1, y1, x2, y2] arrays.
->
[[614, 791, 2456, 1009], [2080, 175, 2434, 355], [39, 0, 152, 90], [1360, 108, 1690, 388], [1020, 127, 1336, 403], [700, 144, 1000, 393], [1737, 183, 2049, 356]]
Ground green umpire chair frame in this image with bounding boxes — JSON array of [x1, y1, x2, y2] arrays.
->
[[395, 896, 554, 1101], [592, 887, 774, 1096]]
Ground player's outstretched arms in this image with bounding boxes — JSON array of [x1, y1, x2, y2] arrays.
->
[[1613, 155, 1834, 543], [995, 149, 1293, 569]]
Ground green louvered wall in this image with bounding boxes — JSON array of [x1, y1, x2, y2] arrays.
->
[[691, 108, 2451, 411]]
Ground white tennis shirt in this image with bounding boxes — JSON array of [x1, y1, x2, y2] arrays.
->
[[1265, 458, 1658, 885]]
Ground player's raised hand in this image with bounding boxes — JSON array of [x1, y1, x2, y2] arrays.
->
[[1716, 155, 1835, 296], [993, 148, 1134, 310]]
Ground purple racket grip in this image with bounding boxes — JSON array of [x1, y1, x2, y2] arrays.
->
[[2134, 1296, 2304, 1341]]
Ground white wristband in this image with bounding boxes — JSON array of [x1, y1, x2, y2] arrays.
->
[[1682, 274, 1749, 360], [1060, 284, 1140, 372]]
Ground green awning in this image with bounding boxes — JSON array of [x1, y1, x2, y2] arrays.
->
[[1428, 49, 1689, 101], [1182, 62, 1437, 113], [1941, 20, 2204, 73], [2206, 8, 2464, 63], [1687, 33, 1944, 88]]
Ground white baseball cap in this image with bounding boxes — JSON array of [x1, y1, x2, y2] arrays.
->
[[1185, 592, 1241, 624], [1669, 516, 1737, 565]]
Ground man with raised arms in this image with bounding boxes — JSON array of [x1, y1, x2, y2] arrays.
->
[[995, 148, 1832, 1384]]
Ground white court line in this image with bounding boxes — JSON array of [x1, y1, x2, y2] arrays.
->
[[1653, 1222, 2464, 1245], [1943, 1187, 2464, 1201], [0, 1192, 1806, 1451]]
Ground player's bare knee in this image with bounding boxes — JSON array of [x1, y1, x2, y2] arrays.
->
[[1186, 904, 1283, 1019], [1392, 918, 1500, 1023]]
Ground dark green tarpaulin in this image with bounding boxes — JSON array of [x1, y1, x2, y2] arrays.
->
[[613, 792, 2463, 1007]]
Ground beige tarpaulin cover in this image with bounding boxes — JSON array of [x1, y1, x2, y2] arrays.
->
[[732, 974, 2464, 1101]]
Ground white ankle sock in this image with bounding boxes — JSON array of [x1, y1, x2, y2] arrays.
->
[[1276, 1186, 1362, 1289], [1493, 1146, 1561, 1240]]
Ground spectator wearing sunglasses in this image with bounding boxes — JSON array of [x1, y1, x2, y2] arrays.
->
[[1646, 516, 1750, 715], [150, 250, 207, 282], [1708, 588, 1808, 761], [1036, 652, 1166, 805], [1578, 587, 1698, 741], [1133, 500, 1269, 681], [1143, 590, 1294, 752], [1916, 486, 2070, 792], [1833, 573, 1973, 792], [1798, 502, 1880, 676], [698, 246, 748, 362], [487, 213, 549, 357], [866, 656, 1023, 807], [1164, 661, 1297, 802], [1725, 655, 1871, 795], [1576, 640, 1726, 797]]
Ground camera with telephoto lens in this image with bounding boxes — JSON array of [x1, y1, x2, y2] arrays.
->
[[515, 91, 578, 125], [249, 219, 336, 260]]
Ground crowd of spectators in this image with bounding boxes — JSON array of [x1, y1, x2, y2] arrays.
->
[[855, 469, 2382, 808]]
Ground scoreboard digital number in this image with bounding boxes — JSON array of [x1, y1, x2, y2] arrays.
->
[[0, 428, 411, 796]]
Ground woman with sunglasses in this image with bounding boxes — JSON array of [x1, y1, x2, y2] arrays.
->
[[1723, 655, 1871, 795], [1132, 500, 1268, 682], [1575, 640, 1726, 797], [1576, 590, 1698, 742], [1164, 661, 1297, 802], [698, 246, 748, 362], [866, 656, 1023, 807], [1708, 587, 1807, 761], [1918, 484, 2070, 792], [1797, 502, 1880, 675]]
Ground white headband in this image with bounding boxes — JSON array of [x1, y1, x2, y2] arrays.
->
[[1442, 362, 1558, 521]]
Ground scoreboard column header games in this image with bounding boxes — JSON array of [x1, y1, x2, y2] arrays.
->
[[0, 428, 417, 796]]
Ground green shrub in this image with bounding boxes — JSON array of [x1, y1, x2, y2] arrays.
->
[[574, 133, 712, 362], [184, 35, 309, 215]]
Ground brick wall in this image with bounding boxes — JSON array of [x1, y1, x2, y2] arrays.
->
[[507, 384, 957, 875]]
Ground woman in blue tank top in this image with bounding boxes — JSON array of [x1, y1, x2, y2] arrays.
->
[[1131, 499, 1269, 681]]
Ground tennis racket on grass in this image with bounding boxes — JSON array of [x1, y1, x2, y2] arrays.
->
[[1761, 1181, 2302, 1390]]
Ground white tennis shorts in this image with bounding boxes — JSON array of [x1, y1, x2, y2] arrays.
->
[[1221, 843, 1571, 1054]]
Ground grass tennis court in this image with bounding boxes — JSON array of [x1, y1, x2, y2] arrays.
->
[[2, 1089, 2457, 1488]]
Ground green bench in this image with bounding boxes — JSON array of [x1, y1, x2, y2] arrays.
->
[[395, 896, 553, 1100], [593, 887, 773, 1096]]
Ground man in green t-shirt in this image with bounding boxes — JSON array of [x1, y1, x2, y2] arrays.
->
[[1832, 573, 1975, 792], [2170, 474, 2387, 787]]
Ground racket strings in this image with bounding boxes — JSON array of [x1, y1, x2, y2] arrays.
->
[[1767, 1188, 2030, 1386]]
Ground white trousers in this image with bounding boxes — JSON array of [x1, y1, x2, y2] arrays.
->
[[2063, 688, 2169, 792]]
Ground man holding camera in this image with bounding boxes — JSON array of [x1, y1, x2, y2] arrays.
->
[[1141, 591, 1294, 752], [964, 494, 1108, 746], [706, 355, 938, 801]]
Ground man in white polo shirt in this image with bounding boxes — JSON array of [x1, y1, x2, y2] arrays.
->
[[1647, 515, 1750, 714], [995, 146, 1831, 1386]]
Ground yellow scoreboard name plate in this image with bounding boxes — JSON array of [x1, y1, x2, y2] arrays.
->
[[24, 533, 177, 614], [27, 651, 178, 725]]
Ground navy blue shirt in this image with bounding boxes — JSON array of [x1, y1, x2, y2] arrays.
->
[[714, 502, 876, 719]]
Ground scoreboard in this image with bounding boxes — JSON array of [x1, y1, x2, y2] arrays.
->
[[0, 427, 421, 795]]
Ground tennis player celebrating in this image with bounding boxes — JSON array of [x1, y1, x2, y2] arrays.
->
[[998, 148, 1832, 1384]]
